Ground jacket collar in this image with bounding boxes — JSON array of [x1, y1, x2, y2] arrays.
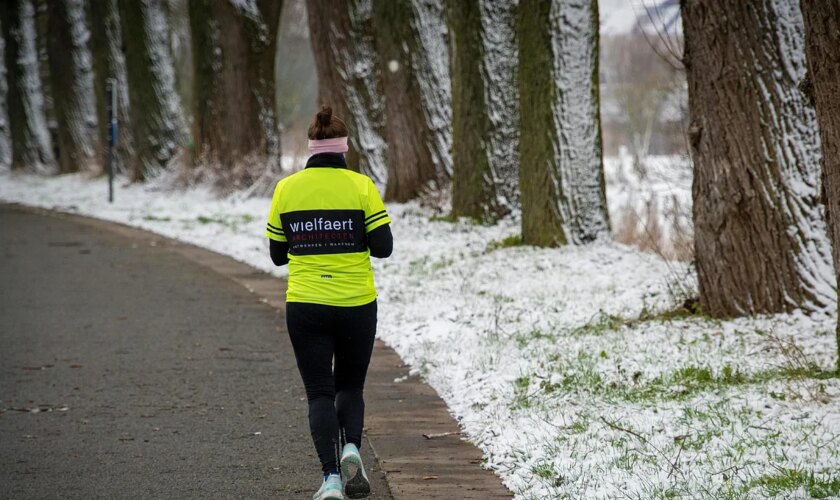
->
[[305, 152, 347, 169]]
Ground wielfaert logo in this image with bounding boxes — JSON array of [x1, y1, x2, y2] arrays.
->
[[280, 209, 366, 255]]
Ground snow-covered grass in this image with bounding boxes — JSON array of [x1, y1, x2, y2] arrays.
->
[[2, 169, 839, 499]]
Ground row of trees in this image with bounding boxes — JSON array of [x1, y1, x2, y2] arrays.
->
[[311, 0, 609, 247], [312, 0, 838, 321], [0, 0, 280, 185], [311, 0, 840, 363], [2, 1, 839, 335]]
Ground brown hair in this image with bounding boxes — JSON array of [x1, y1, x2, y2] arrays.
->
[[307, 105, 349, 140]]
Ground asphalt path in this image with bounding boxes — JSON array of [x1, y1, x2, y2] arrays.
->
[[0, 205, 392, 499]]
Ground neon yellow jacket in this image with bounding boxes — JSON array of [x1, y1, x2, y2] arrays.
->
[[266, 166, 391, 306]]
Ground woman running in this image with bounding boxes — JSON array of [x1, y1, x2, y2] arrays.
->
[[265, 106, 393, 500]]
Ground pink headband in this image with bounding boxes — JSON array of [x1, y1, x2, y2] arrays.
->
[[308, 137, 349, 154]]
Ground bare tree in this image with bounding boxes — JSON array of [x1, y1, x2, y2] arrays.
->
[[306, 0, 386, 184], [373, 0, 451, 202], [603, 32, 682, 175], [447, 0, 519, 221], [0, 0, 54, 173], [682, 0, 834, 316], [801, 0, 840, 369], [517, 0, 609, 246], [188, 0, 282, 189], [118, 0, 185, 181]]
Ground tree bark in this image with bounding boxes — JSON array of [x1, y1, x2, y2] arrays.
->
[[188, 0, 282, 182], [373, 0, 451, 202], [0, 0, 54, 173], [447, 0, 518, 221], [88, 0, 134, 175], [682, 0, 834, 316], [517, 0, 609, 246], [801, 0, 840, 369], [166, 0, 192, 126], [46, 0, 99, 174], [306, 0, 387, 184], [118, 0, 184, 181], [0, 18, 11, 168]]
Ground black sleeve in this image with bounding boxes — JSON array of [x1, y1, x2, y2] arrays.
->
[[269, 239, 290, 266], [367, 224, 393, 258]]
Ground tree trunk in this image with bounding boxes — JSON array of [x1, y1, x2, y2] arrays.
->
[[517, 0, 609, 246], [46, 0, 99, 174], [373, 0, 451, 202], [188, 0, 282, 185], [306, 0, 387, 185], [88, 0, 134, 175], [166, 0, 192, 126], [34, 0, 56, 158], [118, 0, 184, 181], [0, 0, 54, 173], [0, 18, 11, 168], [801, 0, 840, 369], [447, 0, 519, 221], [682, 0, 835, 316]]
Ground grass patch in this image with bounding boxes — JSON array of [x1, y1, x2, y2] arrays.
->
[[429, 213, 458, 223], [570, 312, 627, 336], [511, 375, 534, 409], [195, 214, 255, 228], [516, 359, 838, 405], [142, 215, 171, 222], [429, 212, 487, 225], [408, 256, 453, 275], [751, 468, 840, 498], [486, 235, 524, 252], [637, 297, 713, 323], [565, 303, 714, 338], [514, 329, 557, 348]]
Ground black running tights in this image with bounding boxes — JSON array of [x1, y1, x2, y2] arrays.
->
[[286, 300, 377, 474]]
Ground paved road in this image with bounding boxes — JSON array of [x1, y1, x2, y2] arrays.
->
[[0, 205, 392, 499]]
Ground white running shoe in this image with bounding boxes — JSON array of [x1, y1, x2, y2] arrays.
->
[[313, 473, 344, 500], [340, 443, 371, 499]]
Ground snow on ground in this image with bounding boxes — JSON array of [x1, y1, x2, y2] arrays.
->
[[2, 166, 839, 499]]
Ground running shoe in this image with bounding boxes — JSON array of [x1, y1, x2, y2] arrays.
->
[[340, 443, 371, 498], [313, 473, 344, 500]]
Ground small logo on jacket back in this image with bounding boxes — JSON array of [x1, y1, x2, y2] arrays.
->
[[321, 274, 333, 279]]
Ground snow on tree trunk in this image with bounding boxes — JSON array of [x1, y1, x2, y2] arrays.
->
[[0, 19, 11, 169], [89, 0, 134, 175], [517, 0, 609, 246], [801, 0, 840, 368], [118, 0, 185, 181], [188, 0, 282, 189], [306, 0, 386, 185], [47, 0, 99, 174], [682, 0, 835, 316], [0, 0, 55, 173], [34, 0, 55, 146], [373, 0, 451, 202], [448, 0, 519, 221], [166, 0, 193, 126]]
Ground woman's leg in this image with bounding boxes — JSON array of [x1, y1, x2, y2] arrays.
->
[[286, 302, 340, 475], [333, 300, 377, 447]]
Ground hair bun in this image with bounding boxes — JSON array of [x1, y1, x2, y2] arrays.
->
[[316, 105, 333, 127]]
